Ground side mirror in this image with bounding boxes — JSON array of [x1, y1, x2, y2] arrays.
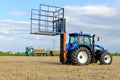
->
[[93, 34, 95, 37], [97, 37, 100, 41]]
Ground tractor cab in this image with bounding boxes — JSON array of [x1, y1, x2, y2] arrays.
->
[[66, 33, 92, 51], [67, 32, 103, 52]]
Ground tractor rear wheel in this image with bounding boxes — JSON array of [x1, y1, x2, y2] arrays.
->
[[100, 52, 112, 65], [70, 47, 91, 65]]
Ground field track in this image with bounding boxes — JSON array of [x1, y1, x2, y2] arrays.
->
[[0, 56, 119, 80]]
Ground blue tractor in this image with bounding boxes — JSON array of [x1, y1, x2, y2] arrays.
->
[[63, 32, 112, 65]]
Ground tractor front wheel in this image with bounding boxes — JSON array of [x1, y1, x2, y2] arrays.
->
[[100, 52, 112, 65]]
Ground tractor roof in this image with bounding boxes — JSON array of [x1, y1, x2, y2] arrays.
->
[[69, 33, 91, 36]]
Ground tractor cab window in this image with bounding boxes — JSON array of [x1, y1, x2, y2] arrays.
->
[[84, 36, 91, 45], [77, 36, 83, 42], [77, 36, 91, 45], [69, 35, 91, 45], [69, 36, 77, 44]]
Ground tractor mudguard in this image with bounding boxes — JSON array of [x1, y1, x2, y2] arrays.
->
[[66, 43, 81, 51], [66, 44, 72, 50], [94, 45, 104, 53]]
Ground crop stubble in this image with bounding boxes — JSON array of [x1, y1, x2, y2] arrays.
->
[[0, 56, 119, 80]]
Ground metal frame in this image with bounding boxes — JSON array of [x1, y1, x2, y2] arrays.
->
[[30, 4, 65, 36], [30, 4, 67, 64]]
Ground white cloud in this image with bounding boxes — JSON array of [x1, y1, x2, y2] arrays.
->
[[65, 5, 120, 31], [66, 17, 111, 29], [0, 29, 11, 35], [2, 19, 29, 25], [0, 36, 14, 42], [0, 19, 30, 43], [117, 0, 120, 3], [65, 5, 117, 17], [11, 11, 27, 16], [0, 19, 30, 36]]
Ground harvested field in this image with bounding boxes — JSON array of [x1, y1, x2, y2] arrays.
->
[[0, 56, 119, 80]]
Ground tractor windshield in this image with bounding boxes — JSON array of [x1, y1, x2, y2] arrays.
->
[[69, 35, 91, 45]]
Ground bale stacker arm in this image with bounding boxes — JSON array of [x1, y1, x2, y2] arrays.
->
[[30, 4, 67, 63]]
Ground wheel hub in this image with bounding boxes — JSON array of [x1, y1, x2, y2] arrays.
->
[[77, 51, 88, 64], [80, 56, 82, 58], [105, 57, 107, 60], [104, 54, 111, 63]]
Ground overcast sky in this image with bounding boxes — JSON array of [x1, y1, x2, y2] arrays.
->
[[0, 0, 120, 53]]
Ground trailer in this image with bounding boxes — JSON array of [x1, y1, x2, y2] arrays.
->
[[25, 46, 60, 56]]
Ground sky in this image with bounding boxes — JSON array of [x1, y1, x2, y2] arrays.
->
[[0, 0, 120, 53]]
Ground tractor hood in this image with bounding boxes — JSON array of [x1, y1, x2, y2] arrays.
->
[[94, 44, 104, 53], [66, 43, 105, 53]]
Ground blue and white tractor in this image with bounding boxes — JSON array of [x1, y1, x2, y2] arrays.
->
[[62, 32, 112, 65]]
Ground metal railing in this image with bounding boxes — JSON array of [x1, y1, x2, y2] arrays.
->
[[30, 4, 65, 36]]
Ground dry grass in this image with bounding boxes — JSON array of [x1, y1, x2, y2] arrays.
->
[[0, 56, 119, 80]]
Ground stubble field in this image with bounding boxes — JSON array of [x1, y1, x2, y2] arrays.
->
[[0, 56, 119, 80]]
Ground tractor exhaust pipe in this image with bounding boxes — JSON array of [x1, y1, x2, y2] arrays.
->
[[92, 34, 95, 55]]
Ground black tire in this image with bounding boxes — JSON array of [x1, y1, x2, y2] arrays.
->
[[70, 46, 91, 66], [66, 51, 72, 64], [91, 51, 101, 63], [100, 52, 112, 65], [91, 57, 98, 63]]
